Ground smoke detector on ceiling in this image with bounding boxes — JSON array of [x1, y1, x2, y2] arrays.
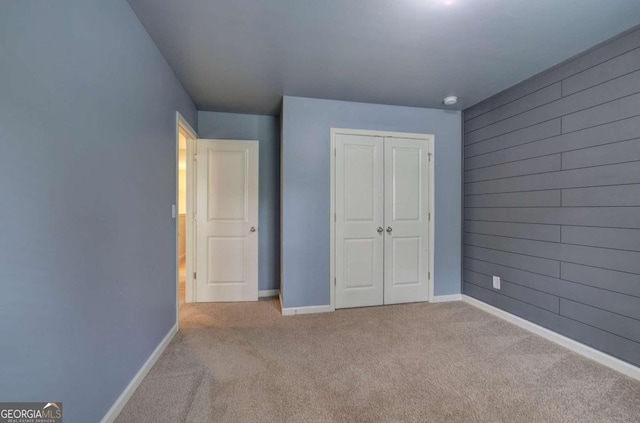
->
[[443, 96, 458, 106]]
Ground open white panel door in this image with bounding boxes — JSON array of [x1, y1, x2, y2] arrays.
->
[[383, 137, 430, 305], [335, 134, 384, 309], [195, 139, 259, 302]]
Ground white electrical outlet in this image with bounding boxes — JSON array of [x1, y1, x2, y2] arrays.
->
[[492, 276, 501, 290]]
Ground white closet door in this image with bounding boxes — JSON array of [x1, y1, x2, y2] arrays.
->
[[195, 139, 259, 302], [383, 137, 430, 305], [335, 134, 384, 309]]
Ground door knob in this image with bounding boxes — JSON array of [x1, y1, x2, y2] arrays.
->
[[377, 226, 384, 234], [250, 226, 256, 232], [386, 227, 393, 233]]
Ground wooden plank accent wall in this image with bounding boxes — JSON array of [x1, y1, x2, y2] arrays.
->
[[463, 25, 640, 367]]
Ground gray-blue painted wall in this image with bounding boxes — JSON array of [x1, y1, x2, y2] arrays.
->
[[198, 111, 281, 291], [0, 1, 197, 422], [463, 26, 640, 367], [281, 96, 462, 308]]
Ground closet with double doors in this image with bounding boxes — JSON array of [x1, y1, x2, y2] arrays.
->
[[333, 130, 433, 309]]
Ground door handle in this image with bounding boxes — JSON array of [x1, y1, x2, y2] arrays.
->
[[377, 226, 384, 234], [386, 227, 392, 234], [250, 226, 257, 233]]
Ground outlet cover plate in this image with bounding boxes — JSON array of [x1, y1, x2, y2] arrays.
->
[[492, 276, 501, 290]]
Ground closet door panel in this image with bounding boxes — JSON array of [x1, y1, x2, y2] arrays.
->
[[384, 137, 430, 304], [335, 134, 385, 308]]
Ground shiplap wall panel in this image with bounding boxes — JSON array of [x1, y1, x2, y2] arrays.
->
[[464, 28, 640, 121], [464, 120, 561, 156], [466, 160, 640, 195], [464, 283, 640, 366], [465, 233, 640, 275], [464, 269, 560, 312], [560, 299, 640, 343], [466, 207, 640, 228], [464, 221, 561, 242], [464, 190, 561, 208], [562, 138, 640, 169], [562, 184, 640, 207], [464, 154, 561, 183], [560, 263, 640, 298], [464, 83, 562, 132], [562, 226, 640, 252], [465, 70, 640, 144], [464, 245, 560, 277], [562, 47, 640, 96], [463, 26, 640, 367], [562, 91, 640, 133], [464, 258, 640, 319], [465, 115, 640, 169], [468, 255, 640, 300]]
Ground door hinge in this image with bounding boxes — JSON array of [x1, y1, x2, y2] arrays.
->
[[428, 272, 431, 280], [193, 272, 197, 280], [334, 277, 337, 286], [334, 148, 337, 157], [428, 152, 432, 162], [428, 212, 431, 221], [334, 213, 337, 222]]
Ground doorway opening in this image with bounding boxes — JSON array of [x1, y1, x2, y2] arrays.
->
[[176, 112, 197, 322], [178, 128, 187, 304], [176, 124, 260, 306]]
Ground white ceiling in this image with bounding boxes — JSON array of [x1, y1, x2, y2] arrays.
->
[[127, 0, 640, 115]]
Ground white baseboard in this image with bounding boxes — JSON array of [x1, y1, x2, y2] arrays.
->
[[430, 294, 462, 303], [259, 289, 280, 298], [281, 304, 332, 316], [280, 294, 462, 315], [101, 323, 178, 423], [462, 295, 640, 381]]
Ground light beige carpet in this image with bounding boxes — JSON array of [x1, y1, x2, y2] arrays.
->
[[115, 299, 640, 422]]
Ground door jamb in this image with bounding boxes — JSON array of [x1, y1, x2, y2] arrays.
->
[[329, 128, 435, 311], [176, 112, 198, 321]]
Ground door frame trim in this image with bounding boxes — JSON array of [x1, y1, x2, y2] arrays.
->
[[176, 112, 198, 315], [330, 128, 435, 311]]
